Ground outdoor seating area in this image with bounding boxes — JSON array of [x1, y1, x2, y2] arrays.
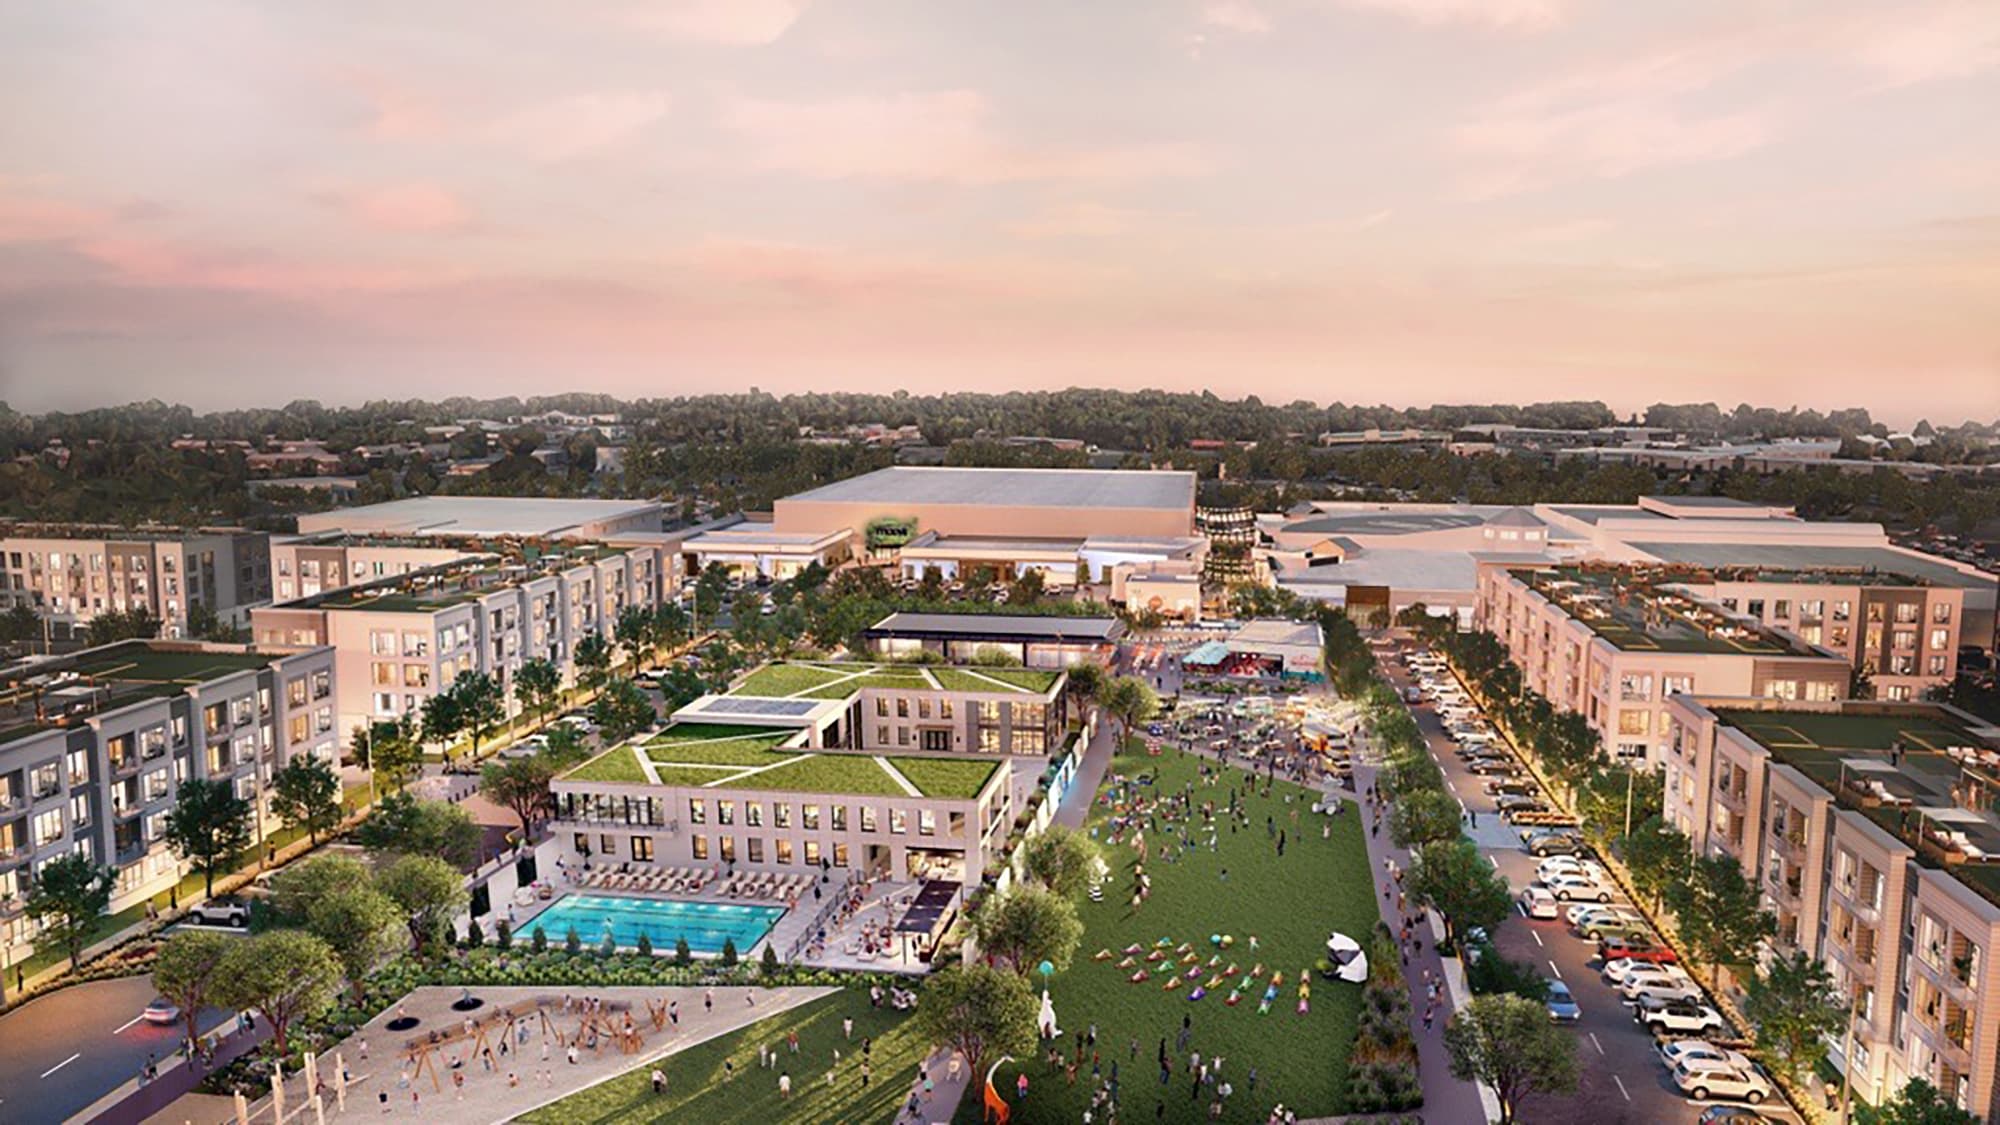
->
[[572, 866, 816, 903]]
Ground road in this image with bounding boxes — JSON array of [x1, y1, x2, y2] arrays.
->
[[0, 974, 232, 1125], [1376, 646, 1801, 1125]]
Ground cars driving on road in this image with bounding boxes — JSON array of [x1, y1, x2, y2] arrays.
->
[[1545, 979, 1580, 1022], [142, 997, 181, 1025]]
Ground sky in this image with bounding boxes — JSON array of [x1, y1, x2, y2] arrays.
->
[[1, 0, 1997, 425]]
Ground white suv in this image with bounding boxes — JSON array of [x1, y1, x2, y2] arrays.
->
[[1538, 857, 1605, 884], [1625, 978, 1705, 1007], [1639, 1000, 1726, 1037], [1672, 1058, 1775, 1104], [1541, 872, 1613, 902]]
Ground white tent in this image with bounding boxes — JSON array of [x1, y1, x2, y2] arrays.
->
[[1327, 932, 1369, 984]]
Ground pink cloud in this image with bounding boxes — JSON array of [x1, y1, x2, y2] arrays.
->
[[1332, 0, 1564, 32], [1202, 1, 1272, 35], [1009, 202, 1164, 239], [625, 0, 808, 46], [486, 91, 673, 160], [1830, 2, 2000, 88], [343, 183, 471, 232], [720, 91, 1211, 184]]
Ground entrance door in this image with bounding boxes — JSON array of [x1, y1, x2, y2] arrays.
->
[[921, 728, 951, 752]]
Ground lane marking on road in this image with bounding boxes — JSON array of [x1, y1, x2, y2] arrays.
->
[[112, 1014, 146, 1034], [1549, 960, 1562, 979], [41, 1053, 81, 1079], [1532, 931, 1544, 948], [1589, 1032, 1605, 1056], [1612, 1074, 1630, 1101]]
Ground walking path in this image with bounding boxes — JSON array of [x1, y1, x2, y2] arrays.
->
[[74, 1020, 271, 1125]]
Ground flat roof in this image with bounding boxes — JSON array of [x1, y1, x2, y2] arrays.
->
[[783, 467, 1196, 511], [724, 660, 1062, 700], [868, 613, 1125, 642], [2, 641, 276, 746], [1628, 544, 1994, 591], [562, 723, 1002, 799], [1228, 619, 1324, 651], [1545, 505, 1667, 526], [1275, 549, 1487, 593], [1515, 566, 1810, 655], [295, 497, 660, 538], [1282, 512, 1487, 536], [1639, 495, 1765, 509]]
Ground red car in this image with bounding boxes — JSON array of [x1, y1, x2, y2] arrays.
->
[[1599, 937, 1679, 965]]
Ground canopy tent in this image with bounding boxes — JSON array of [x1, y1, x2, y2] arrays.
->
[[1327, 931, 1369, 984], [1183, 640, 1231, 667]]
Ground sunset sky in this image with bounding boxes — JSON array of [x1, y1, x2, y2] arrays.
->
[[1, 0, 1996, 423]]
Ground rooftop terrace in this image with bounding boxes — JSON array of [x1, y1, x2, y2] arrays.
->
[[1, 641, 273, 746], [1717, 705, 2000, 907], [561, 721, 1002, 799], [727, 661, 1061, 701], [292, 544, 630, 612], [1514, 565, 1808, 655]]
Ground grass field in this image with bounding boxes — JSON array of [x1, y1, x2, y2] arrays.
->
[[887, 756, 1001, 799], [567, 747, 654, 783], [734, 664, 849, 697], [954, 746, 1377, 1124], [518, 989, 929, 1125], [647, 736, 805, 767], [647, 723, 797, 744]]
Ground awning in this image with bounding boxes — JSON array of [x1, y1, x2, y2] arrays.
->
[[1184, 641, 1230, 667]]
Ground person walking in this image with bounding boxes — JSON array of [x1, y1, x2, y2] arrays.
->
[[651, 1068, 666, 1094]]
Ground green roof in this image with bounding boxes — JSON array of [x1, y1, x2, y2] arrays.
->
[[1518, 566, 1801, 655], [2, 642, 275, 747], [560, 721, 1002, 799], [727, 660, 1059, 701]]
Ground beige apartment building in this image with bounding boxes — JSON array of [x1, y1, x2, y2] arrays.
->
[[251, 541, 675, 746], [1688, 570, 1965, 701], [1663, 696, 2000, 1120], [1475, 563, 1851, 763], [1, 640, 338, 963], [0, 525, 272, 637], [268, 533, 474, 602]]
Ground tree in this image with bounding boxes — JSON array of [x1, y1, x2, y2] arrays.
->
[[1019, 826, 1102, 900], [453, 672, 505, 759], [152, 930, 231, 1047], [0, 603, 38, 645], [359, 717, 422, 792], [1099, 675, 1159, 745], [214, 930, 342, 1056], [270, 853, 373, 925], [1063, 661, 1106, 717], [1876, 1077, 1980, 1125], [25, 852, 114, 969], [308, 884, 405, 1000], [542, 724, 589, 764], [616, 605, 656, 669], [970, 885, 1083, 976], [514, 658, 562, 727], [376, 854, 470, 955], [1407, 838, 1512, 950], [1744, 949, 1847, 1085], [1618, 817, 1692, 911], [914, 963, 1038, 1078], [163, 777, 252, 896], [420, 690, 464, 757], [1665, 853, 1774, 987], [480, 754, 560, 837], [271, 754, 341, 845], [575, 633, 613, 694], [354, 792, 481, 867], [1443, 994, 1580, 1123], [1390, 788, 1464, 851], [590, 677, 656, 744]]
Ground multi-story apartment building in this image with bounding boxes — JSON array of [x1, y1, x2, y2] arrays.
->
[[1, 639, 338, 962], [1475, 563, 1851, 764], [0, 525, 272, 638], [1672, 569, 1964, 701], [1663, 696, 2000, 1119], [550, 660, 1069, 888], [250, 542, 676, 745], [268, 533, 475, 603]]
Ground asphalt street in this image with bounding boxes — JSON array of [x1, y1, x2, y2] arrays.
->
[[0, 974, 232, 1125], [1378, 647, 1802, 1125]]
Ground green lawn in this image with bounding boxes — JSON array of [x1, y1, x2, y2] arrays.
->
[[889, 756, 1001, 799], [519, 988, 929, 1125], [72, 641, 271, 682], [648, 736, 803, 767], [930, 667, 1060, 694], [647, 723, 797, 744], [717, 755, 910, 797], [734, 664, 849, 697], [956, 746, 1378, 1124], [567, 746, 653, 783]]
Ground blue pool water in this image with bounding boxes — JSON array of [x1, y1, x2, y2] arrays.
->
[[528, 894, 786, 955]]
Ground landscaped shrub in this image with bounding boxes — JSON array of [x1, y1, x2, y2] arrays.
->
[[635, 933, 652, 957], [675, 936, 691, 965], [564, 925, 581, 954], [531, 925, 547, 953], [720, 937, 738, 967], [598, 931, 616, 957], [761, 943, 780, 977], [465, 919, 484, 948], [1465, 942, 1550, 1002], [496, 919, 512, 951]]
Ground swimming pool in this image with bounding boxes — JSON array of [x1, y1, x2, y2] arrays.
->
[[526, 894, 786, 955]]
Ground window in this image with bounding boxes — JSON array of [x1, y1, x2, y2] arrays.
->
[[370, 630, 396, 655], [896, 698, 909, 719], [691, 834, 709, 861], [1617, 709, 1649, 735], [287, 677, 307, 706], [34, 808, 63, 846], [860, 806, 877, 833], [1930, 629, 1951, 650], [1806, 680, 1838, 702], [919, 810, 936, 836], [1765, 680, 1800, 701], [803, 804, 820, 830], [719, 836, 736, 863], [747, 838, 764, 864], [1801, 599, 1824, 618], [1773, 599, 1790, 619], [774, 803, 791, 829], [1618, 673, 1652, 702], [1929, 655, 1949, 676], [1933, 602, 1953, 624], [1662, 675, 1693, 697], [404, 665, 430, 688], [831, 805, 847, 831], [1832, 600, 1851, 622], [373, 692, 397, 715], [875, 698, 889, 718], [876, 725, 889, 744], [372, 662, 395, 687], [889, 808, 907, 834], [1894, 602, 1919, 624], [1747, 599, 1765, 618], [918, 700, 931, 720], [746, 802, 763, 828], [718, 800, 735, 826], [833, 842, 849, 867], [940, 700, 953, 720], [804, 841, 822, 865], [1721, 598, 1738, 612], [776, 839, 794, 865]]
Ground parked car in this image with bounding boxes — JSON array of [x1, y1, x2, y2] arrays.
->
[[1538, 857, 1605, 883], [1488, 779, 1538, 797], [1498, 796, 1551, 820], [1524, 828, 1585, 856], [1625, 978, 1706, 1007], [500, 734, 549, 759], [142, 997, 181, 1025], [1639, 999, 1726, 1037], [1567, 902, 1643, 930], [1601, 936, 1679, 964], [1467, 757, 1521, 777], [1661, 1040, 1755, 1072], [1603, 957, 1687, 986], [185, 896, 251, 928], [1521, 886, 1560, 920], [1696, 1106, 1779, 1124], [1541, 873, 1614, 902], [1582, 920, 1655, 944], [1672, 1058, 1774, 1104], [1545, 979, 1580, 1022]]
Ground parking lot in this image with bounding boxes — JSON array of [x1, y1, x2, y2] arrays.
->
[[1382, 643, 1803, 1125]]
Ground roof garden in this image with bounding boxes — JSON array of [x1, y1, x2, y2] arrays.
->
[[1516, 565, 1805, 655], [2, 641, 272, 746], [727, 660, 1060, 701], [560, 721, 1002, 799], [1717, 705, 2000, 907]]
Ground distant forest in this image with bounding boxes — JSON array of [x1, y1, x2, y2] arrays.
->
[[0, 391, 1994, 533]]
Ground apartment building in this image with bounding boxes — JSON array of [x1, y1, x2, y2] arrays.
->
[[250, 543, 675, 744], [1475, 563, 1850, 764], [268, 533, 475, 602], [0, 525, 272, 637], [1663, 696, 2000, 1119], [0, 639, 338, 963], [549, 660, 1069, 887], [1689, 569, 1965, 701]]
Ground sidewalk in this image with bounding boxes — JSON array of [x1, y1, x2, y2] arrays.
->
[[77, 1020, 271, 1125]]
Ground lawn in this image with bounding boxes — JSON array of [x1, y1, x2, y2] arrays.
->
[[647, 723, 797, 744], [716, 755, 909, 797], [889, 756, 1001, 799], [929, 667, 1060, 694], [518, 988, 929, 1125], [954, 746, 1378, 1125], [734, 664, 850, 697], [648, 736, 803, 767], [566, 747, 653, 784], [71, 641, 271, 682], [1716, 708, 1972, 753]]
